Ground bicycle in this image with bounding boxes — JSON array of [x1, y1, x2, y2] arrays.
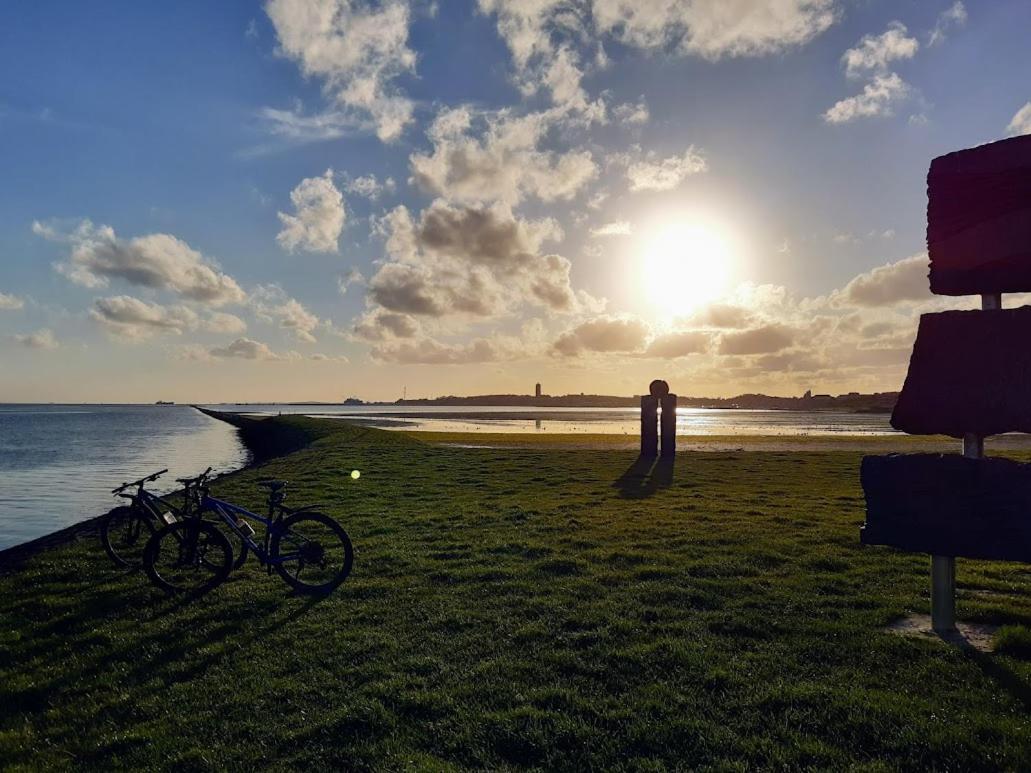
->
[[143, 478, 353, 596], [102, 468, 247, 570]]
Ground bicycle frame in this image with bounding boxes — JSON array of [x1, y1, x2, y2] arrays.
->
[[120, 488, 181, 526], [200, 495, 301, 566]]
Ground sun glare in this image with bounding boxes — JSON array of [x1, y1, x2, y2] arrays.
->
[[640, 221, 736, 317]]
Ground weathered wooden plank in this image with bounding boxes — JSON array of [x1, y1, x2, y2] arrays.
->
[[928, 134, 1031, 296], [891, 306, 1031, 437], [860, 453, 1031, 562]]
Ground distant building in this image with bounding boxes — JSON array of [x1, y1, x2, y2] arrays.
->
[[535, 382, 542, 398], [803, 390, 812, 399]]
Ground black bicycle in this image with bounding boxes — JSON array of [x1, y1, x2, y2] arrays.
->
[[102, 468, 247, 570], [143, 478, 353, 596]]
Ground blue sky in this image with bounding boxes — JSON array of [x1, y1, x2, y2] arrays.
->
[[1, 0, 1029, 402]]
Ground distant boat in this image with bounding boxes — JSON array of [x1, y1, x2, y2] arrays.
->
[[155, 400, 175, 405]]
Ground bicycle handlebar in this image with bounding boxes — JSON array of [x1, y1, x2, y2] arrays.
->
[[176, 467, 214, 486], [112, 468, 168, 494]]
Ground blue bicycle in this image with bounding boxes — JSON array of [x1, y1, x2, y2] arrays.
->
[[143, 477, 354, 596]]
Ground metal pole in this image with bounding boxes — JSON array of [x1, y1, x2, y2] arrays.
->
[[931, 292, 997, 634]]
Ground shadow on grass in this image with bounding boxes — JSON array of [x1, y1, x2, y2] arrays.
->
[[613, 455, 675, 499]]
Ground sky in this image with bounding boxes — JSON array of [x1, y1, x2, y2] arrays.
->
[[1, 0, 1029, 403]]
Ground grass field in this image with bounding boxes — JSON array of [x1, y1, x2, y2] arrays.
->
[[3, 418, 1031, 770]]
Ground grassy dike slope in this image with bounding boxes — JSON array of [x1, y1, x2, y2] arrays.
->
[[2, 417, 1031, 769]]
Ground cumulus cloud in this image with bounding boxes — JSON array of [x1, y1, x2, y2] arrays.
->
[[36, 220, 245, 306], [685, 303, 755, 329], [841, 22, 918, 78], [590, 221, 632, 237], [343, 173, 396, 199], [928, 2, 967, 46], [370, 336, 509, 365], [0, 292, 24, 310], [835, 253, 929, 306], [644, 330, 712, 358], [592, 0, 838, 60], [619, 146, 708, 191], [90, 297, 247, 339], [1007, 102, 1031, 136], [277, 169, 345, 253], [265, 0, 416, 142], [90, 296, 199, 339], [718, 324, 795, 355], [205, 312, 248, 334], [614, 99, 649, 125], [363, 201, 588, 329], [13, 328, 58, 350], [337, 268, 365, 296], [209, 337, 293, 361], [351, 307, 420, 341], [823, 72, 910, 123], [552, 315, 650, 356], [252, 285, 321, 342], [409, 106, 598, 206]]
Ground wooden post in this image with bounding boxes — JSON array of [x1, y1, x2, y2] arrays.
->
[[641, 395, 658, 457], [660, 394, 677, 457]]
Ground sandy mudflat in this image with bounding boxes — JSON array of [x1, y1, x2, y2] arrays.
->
[[410, 430, 1031, 454]]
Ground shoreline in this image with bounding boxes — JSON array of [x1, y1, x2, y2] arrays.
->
[[6, 411, 1031, 571], [0, 408, 306, 574]]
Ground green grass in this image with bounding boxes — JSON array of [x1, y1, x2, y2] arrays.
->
[[3, 418, 1031, 770]]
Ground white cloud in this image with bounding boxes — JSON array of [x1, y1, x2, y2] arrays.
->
[[589, 221, 632, 237], [337, 268, 365, 296], [0, 292, 24, 310], [256, 106, 371, 143], [209, 337, 294, 361], [834, 253, 929, 306], [613, 99, 649, 125], [592, 0, 838, 59], [342, 173, 396, 199], [90, 296, 200, 339], [929, 2, 967, 46], [277, 169, 346, 253], [409, 106, 598, 206], [718, 323, 795, 355], [552, 315, 650, 356], [841, 22, 918, 78], [823, 72, 910, 124], [1007, 102, 1031, 136], [12, 328, 58, 350], [365, 201, 587, 324], [37, 220, 245, 306], [265, 0, 416, 143], [252, 285, 321, 342], [370, 335, 509, 364], [619, 146, 707, 191], [644, 330, 712, 358], [205, 312, 248, 334]]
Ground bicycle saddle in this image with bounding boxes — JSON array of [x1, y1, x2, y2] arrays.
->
[[258, 479, 287, 491]]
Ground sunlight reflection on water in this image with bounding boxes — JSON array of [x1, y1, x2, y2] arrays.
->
[[0, 405, 248, 550]]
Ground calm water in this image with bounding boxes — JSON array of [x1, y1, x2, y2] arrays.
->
[[210, 403, 899, 436], [0, 405, 248, 550], [0, 402, 897, 551]]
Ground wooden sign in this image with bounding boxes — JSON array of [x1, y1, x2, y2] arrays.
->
[[891, 306, 1031, 438], [861, 453, 1031, 563], [928, 134, 1031, 296]]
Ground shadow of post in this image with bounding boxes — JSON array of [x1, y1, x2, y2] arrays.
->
[[613, 455, 675, 499]]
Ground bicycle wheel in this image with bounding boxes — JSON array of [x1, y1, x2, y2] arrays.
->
[[270, 511, 353, 594], [144, 520, 233, 595], [100, 505, 156, 568]]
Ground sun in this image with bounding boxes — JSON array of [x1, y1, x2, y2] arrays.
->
[[640, 220, 736, 317]]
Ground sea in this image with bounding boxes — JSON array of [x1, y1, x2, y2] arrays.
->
[[0, 403, 898, 551]]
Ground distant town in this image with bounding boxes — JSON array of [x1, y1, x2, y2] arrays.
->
[[331, 387, 898, 413]]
